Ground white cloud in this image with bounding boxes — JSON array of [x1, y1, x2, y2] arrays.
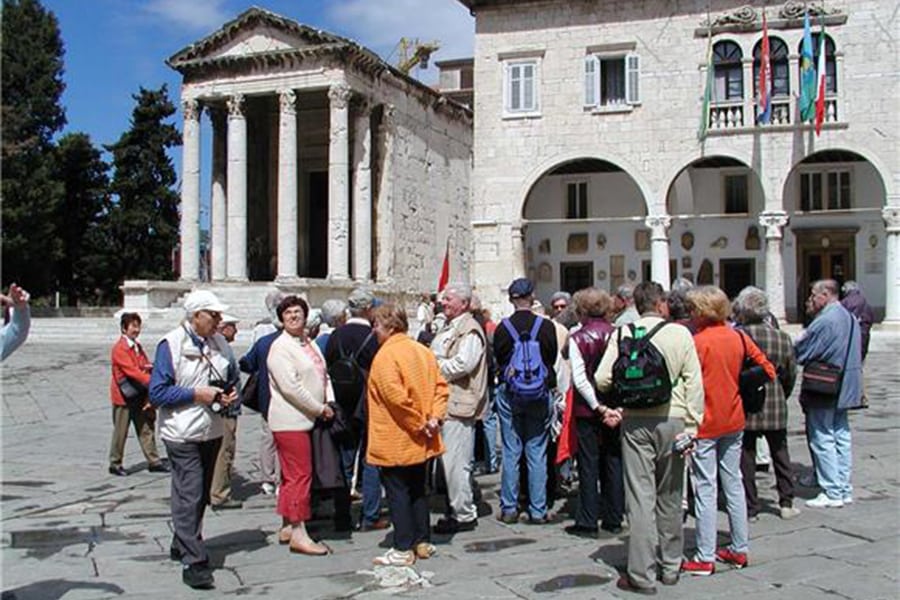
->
[[324, 0, 474, 84], [143, 0, 231, 32]]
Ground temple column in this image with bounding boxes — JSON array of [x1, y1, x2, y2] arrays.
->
[[276, 89, 298, 281], [209, 107, 227, 281], [179, 98, 201, 280], [375, 104, 396, 282], [226, 94, 247, 281], [328, 83, 352, 280], [511, 223, 526, 279], [759, 211, 790, 322], [646, 215, 672, 290], [883, 207, 900, 323], [352, 99, 372, 281]]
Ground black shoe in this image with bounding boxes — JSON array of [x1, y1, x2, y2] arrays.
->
[[525, 513, 560, 525], [108, 465, 127, 477], [659, 572, 679, 586], [600, 523, 624, 535], [616, 575, 657, 595], [169, 546, 183, 562], [182, 563, 214, 589], [211, 498, 243, 510], [148, 462, 170, 473], [564, 524, 598, 538], [433, 517, 478, 534]]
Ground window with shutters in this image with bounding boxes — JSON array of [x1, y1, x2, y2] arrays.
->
[[566, 181, 589, 219], [503, 59, 540, 116], [800, 170, 851, 211], [584, 51, 640, 111]]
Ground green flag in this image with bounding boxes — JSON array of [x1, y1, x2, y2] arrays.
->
[[698, 36, 713, 141]]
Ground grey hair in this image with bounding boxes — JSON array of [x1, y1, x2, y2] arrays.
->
[[732, 286, 769, 325], [265, 290, 285, 319], [671, 277, 694, 294], [549, 290, 572, 305], [320, 299, 348, 327], [841, 280, 860, 294], [443, 282, 473, 302], [615, 284, 634, 300]]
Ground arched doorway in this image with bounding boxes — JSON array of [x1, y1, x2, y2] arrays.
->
[[666, 155, 764, 300], [521, 158, 648, 303], [783, 149, 887, 321]]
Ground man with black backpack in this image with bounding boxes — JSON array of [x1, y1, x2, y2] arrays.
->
[[324, 288, 385, 532], [493, 278, 558, 525], [594, 281, 704, 595]]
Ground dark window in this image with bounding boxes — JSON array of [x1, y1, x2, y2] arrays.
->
[[801, 170, 850, 211], [566, 182, 588, 219], [713, 41, 743, 100], [724, 174, 749, 214], [561, 262, 593, 294], [753, 37, 789, 96]]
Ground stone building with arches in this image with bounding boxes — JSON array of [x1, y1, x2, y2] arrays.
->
[[460, 0, 898, 323]]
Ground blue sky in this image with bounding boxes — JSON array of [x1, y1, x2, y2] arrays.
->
[[44, 0, 474, 150]]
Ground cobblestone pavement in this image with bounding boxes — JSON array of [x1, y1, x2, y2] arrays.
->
[[1, 324, 898, 599]]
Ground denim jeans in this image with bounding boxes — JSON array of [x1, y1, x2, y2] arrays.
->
[[691, 431, 748, 562], [357, 435, 383, 525], [495, 385, 550, 519], [806, 407, 852, 500], [482, 388, 501, 471]]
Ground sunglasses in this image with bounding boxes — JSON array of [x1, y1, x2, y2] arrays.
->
[[552, 303, 567, 310]]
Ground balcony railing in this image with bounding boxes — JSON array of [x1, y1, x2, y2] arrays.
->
[[709, 99, 745, 129], [709, 94, 840, 133]]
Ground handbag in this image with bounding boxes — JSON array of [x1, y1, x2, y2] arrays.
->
[[800, 313, 855, 400], [117, 377, 147, 402], [737, 330, 769, 415], [241, 372, 261, 412]]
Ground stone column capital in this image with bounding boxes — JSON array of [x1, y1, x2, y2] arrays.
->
[[882, 207, 900, 232], [182, 98, 200, 121], [278, 88, 297, 115], [759, 211, 790, 239], [353, 95, 373, 116], [645, 215, 671, 240], [227, 93, 245, 119], [328, 83, 352, 109]]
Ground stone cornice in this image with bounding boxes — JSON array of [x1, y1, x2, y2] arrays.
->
[[694, 2, 846, 37]]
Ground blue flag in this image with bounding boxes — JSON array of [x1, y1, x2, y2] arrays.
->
[[799, 12, 816, 122]]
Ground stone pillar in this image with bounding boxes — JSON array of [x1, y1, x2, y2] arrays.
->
[[511, 223, 526, 279], [375, 104, 396, 282], [226, 94, 248, 281], [276, 89, 298, 281], [759, 211, 790, 322], [646, 215, 672, 290], [352, 99, 373, 281], [209, 107, 227, 281], [883, 207, 900, 323], [328, 83, 352, 280], [179, 98, 201, 281]]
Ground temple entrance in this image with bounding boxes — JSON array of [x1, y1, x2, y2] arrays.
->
[[307, 171, 329, 278]]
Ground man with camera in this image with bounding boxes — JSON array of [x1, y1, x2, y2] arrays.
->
[[149, 290, 239, 590]]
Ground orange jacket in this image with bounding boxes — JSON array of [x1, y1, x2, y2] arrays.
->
[[694, 323, 776, 439], [110, 336, 152, 407], [366, 333, 448, 467]]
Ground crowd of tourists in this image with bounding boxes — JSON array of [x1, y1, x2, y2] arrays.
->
[[105, 276, 871, 592]]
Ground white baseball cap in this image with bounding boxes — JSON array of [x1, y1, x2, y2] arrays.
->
[[184, 290, 228, 314]]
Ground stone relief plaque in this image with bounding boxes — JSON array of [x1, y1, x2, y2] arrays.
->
[[538, 262, 553, 282], [635, 230, 651, 251], [698, 259, 714, 285], [538, 239, 551, 254], [596, 233, 607, 250], [568, 233, 589, 254], [682, 256, 692, 269], [597, 270, 607, 281], [627, 269, 637, 282], [745, 226, 761, 250], [711, 236, 728, 249], [681, 231, 695, 250]]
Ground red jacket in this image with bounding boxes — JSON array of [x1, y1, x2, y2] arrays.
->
[[110, 336, 152, 407], [694, 323, 775, 439]]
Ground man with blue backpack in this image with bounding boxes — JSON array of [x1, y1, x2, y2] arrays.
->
[[493, 278, 558, 524]]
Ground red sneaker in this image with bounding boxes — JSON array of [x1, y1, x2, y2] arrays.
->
[[715, 548, 749, 569], [681, 559, 715, 576]]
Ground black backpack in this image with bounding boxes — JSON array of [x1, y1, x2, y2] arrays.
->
[[328, 330, 374, 413], [611, 322, 672, 409]]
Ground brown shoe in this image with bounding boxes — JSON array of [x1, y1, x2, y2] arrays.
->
[[289, 541, 330, 556], [415, 542, 436, 559], [360, 517, 391, 532]]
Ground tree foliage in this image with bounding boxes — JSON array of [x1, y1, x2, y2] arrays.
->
[[1, 0, 67, 296], [104, 85, 182, 284]]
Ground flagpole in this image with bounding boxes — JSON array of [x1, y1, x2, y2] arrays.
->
[[698, 2, 713, 142]]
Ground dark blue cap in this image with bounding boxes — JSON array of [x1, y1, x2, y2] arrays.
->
[[508, 278, 535, 299]]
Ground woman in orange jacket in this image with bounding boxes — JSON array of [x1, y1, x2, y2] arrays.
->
[[109, 312, 167, 475], [366, 303, 448, 567]]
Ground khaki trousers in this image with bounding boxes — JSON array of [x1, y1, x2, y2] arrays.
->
[[210, 416, 238, 504], [108, 403, 160, 467]]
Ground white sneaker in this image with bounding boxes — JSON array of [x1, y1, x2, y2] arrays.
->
[[805, 493, 843, 509], [372, 548, 415, 567], [780, 506, 801, 520], [842, 496, 853, 504], [261, 482, 276, 495]]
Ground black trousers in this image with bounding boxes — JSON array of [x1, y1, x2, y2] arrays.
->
[[380, 464, 429, 551], [574, 417, 624, 529], [740, 429, 795, 516], [164, 437, 221, 566]]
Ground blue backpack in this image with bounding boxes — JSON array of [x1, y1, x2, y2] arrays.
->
[[501, 317, 549, 404]]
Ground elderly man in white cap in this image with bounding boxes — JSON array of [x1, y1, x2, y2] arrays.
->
[[149, 290, 239, 590]]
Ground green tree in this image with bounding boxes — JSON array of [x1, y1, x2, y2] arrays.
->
[[54, 133, 110, 305], [1, 0, 67, 296], [104, 85, 181, 286]]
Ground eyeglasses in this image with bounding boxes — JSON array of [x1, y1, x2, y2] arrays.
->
[[552, 303, 567, 310], [203, 310, 221, 320]]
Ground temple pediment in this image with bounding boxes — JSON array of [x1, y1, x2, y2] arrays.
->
[[167, 7, 350, 71]]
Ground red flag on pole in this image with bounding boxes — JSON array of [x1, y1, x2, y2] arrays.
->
[[437, 240, 450, 292], [814, 24, 827, 136]]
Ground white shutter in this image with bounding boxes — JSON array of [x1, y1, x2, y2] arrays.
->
[[626, 53, 640, 104], [584, 55, 599, 107], [523, 63, 535, 110]]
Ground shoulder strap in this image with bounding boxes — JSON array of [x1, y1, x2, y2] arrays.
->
[[737, 328, 748, 360], [352, 330, 376, 362], [528, 316, 543, 339], [641, 321, 668, 345], [501, 317, 519, 340], [842, 312, 855, 369]]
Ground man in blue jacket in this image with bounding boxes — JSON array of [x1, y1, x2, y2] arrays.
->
[[795, 279, 863, 509]]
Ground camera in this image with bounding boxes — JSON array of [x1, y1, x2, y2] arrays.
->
[[208, 379, 233, 414], [672, 434, 695, 455]]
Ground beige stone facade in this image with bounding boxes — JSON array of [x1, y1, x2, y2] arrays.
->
[[461, 0, 898, 322], [125, 8, 472, 318]]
